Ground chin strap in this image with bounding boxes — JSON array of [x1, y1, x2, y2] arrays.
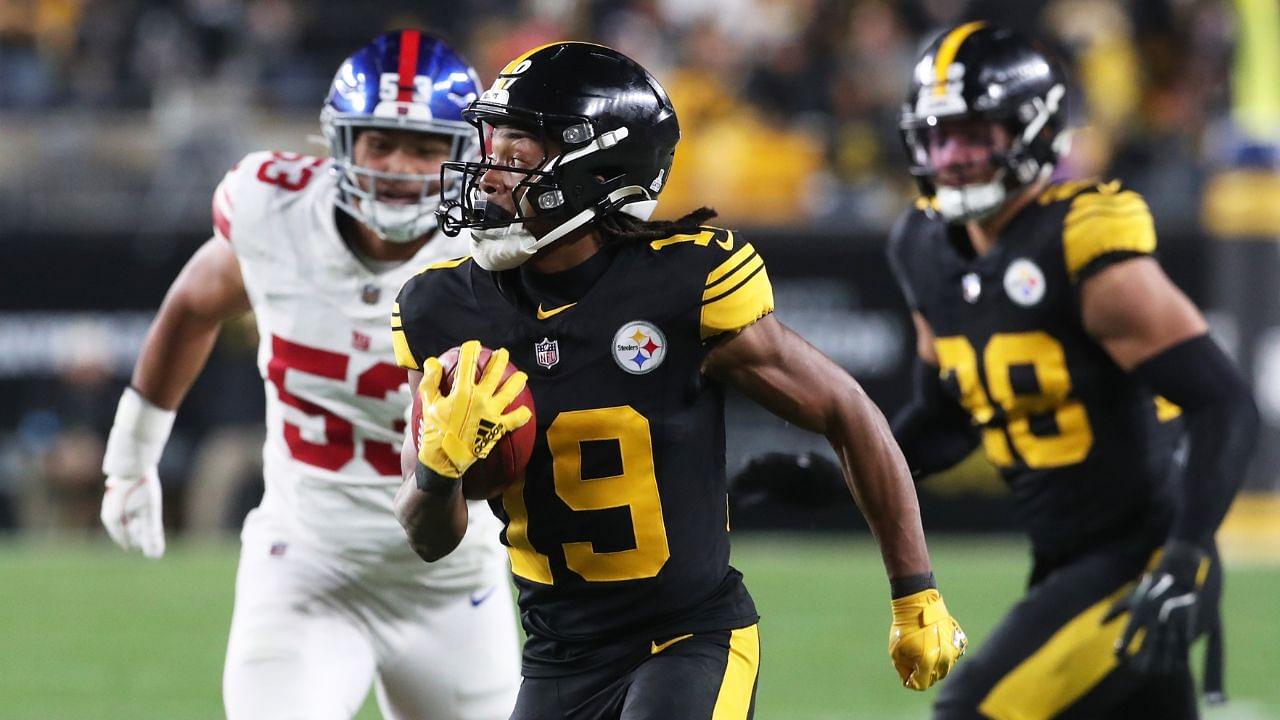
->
[[518, 185, 654, 253]]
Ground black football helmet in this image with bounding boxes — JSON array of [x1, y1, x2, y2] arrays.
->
[[899, 22, 1069, 223], [436, 42, 680, 246]]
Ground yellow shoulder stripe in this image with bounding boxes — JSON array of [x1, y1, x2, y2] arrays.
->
[[1062, 188, 1156, 280], [705, 243, 758, 292], [415, 256, 470, 275], [701, 243, 773, 340]]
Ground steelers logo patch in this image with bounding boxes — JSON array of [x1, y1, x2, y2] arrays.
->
[[1003, 258, 1046, 307], [613, 320, 667, 375]]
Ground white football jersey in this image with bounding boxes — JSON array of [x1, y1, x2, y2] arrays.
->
[[213, 151, 498, 565]]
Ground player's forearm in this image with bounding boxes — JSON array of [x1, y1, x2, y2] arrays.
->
[[1135, 334, 1260, 544], [131, 302, 224, 410], [828, 386, 933, 581], [394, 465, 468, 562]]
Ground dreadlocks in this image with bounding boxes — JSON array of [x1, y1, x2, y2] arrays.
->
[[596, 207, 719, 246]]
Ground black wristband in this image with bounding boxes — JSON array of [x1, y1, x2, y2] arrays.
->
[[415, 463, 461, 496], [890, 571, 937, 599]]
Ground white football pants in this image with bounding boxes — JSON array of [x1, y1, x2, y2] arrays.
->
[[222, 510, 520, 720]]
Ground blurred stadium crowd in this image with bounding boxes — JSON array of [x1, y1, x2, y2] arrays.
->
[[0, 0, 1244, 228], [0, 0, 1270, 540]]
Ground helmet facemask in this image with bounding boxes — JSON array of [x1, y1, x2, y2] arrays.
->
[[321, 111, 478, 243]]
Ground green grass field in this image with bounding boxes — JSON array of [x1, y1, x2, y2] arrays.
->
[[1, 535, 1276, 719]]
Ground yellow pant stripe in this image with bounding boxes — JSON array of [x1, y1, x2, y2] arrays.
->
[[978, 585, 1131, 720], [711, 624, 760, 720]]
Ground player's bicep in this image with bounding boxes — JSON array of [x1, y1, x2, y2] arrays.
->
[[165, 237, 251, 322], [1080, 256, 1207, 371], [704, 314, 860, 434]]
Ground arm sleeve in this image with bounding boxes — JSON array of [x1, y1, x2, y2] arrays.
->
[[1062, 184, 1158, 284], [1133, 334, 1260, 544], [891, 359, 980, 478], [698, 231, 775, 340]]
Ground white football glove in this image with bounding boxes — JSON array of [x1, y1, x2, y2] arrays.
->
[[101, 470, 166, 558], [100, 387, 175, 559]]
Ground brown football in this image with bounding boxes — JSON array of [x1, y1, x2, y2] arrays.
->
[[410, 345, 535, 500]]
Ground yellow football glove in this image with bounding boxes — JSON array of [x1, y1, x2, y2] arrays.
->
[[888, 588, 967, 691], [417, 341, 532, 478]]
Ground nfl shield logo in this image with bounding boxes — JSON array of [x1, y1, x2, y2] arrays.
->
[[535, 337, 560, 369]]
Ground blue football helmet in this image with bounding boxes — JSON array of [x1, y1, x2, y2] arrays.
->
[[320, 30, 482, 242]]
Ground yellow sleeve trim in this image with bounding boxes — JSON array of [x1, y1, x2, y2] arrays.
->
[[389, 303, 419, 370], [415, 256, 470, 275], [1062, 186, 1156, 281], [700, 242, 774, 340]]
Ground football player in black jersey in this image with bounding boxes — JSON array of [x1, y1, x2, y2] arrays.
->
[[887, 22, 1259, 719], [389, 42, 966, 719]]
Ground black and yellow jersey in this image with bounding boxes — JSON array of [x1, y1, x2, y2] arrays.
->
[[888, 180, 1180, 554], [392, 227, 770, 676]]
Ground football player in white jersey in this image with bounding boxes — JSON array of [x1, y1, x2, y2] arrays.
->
[[99, 31, 520, 720]]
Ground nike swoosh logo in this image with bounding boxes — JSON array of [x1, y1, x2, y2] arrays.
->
[[650, 633, 694, 655], [716, 236, 733, 251], [469, 586, 497, 607], [536, 302, 576, 320]]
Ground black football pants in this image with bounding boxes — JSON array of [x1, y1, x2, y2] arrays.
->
[[509, 625, 760, 720]]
